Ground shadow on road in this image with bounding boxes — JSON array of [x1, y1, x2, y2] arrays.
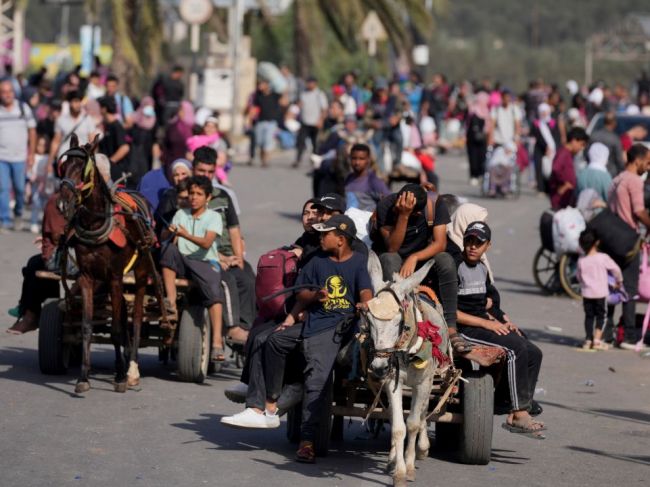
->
[[0, 345, 189, 396], [565, 446, 650, 466], [171, 413, 391, 485], [539, 400, 650, 426], [524, 330, 582, 348]]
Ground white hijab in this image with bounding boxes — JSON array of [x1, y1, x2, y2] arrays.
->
[[587, 142, 609, 173]]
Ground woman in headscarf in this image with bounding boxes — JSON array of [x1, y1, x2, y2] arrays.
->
[[531, 102, 561, 194], [155, 158, 193, 237], [162, 100, 194, 167], [466, 91, 491, 186], [577, 142, 613, 202], [131, 96, 157, 171]]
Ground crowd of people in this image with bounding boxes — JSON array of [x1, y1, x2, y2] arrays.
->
[[6, 60, 650, 463]]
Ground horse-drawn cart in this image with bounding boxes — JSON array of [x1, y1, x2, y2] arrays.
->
[[35, 270, 213, 383]]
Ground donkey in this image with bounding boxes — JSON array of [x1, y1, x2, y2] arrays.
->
[[58, 134, 162, 394], [363, 252, 446, 487]]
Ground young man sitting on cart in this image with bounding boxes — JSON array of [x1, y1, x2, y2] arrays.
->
[[373, 183, 499, 366], [455, 221, 545, 438], [160, 175, 226, 363], [222, 215, 373, 464]]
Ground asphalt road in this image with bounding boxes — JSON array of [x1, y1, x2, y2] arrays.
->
[[1, 151, 649, 487]]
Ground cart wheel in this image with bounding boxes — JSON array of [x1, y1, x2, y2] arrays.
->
[[532, 246, 562, 294], [457, 371, 494, 465], [177, 305, 211, 383], [511, 168, 521, 199], [38, 299, 69, 375], [313, 381, 333, 457], [286, 403, 302, 444], [559, 253, 582, 300]]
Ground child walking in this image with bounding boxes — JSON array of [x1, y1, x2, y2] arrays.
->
[[576, 229, 623, 351]]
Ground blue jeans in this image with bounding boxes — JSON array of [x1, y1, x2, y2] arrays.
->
[[0, 161, 25, 226]]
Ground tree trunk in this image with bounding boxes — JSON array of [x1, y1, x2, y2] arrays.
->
[[293, 0, 312, 79], [110, 0, 142, 95]]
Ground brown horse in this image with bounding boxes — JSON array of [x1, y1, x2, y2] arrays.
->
[[58, 134, 162, 394]]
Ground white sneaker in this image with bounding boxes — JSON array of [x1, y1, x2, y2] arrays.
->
[[221, 408, 280, 429], [224, 382, 248, 404], [469, 178, 479, 187], [30, 224, 40, 234], [619, 341, 649, 351]]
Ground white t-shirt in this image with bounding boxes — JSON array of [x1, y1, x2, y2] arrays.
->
[[55, 112, 97, 156], [491, 104, 521, 146]]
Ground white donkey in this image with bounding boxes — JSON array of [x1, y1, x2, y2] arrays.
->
[[364, 252, 448, 487]]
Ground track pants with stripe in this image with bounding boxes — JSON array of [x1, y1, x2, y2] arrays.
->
[[460, 326, 542, 411]]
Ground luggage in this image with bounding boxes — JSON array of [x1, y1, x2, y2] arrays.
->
[[552, 207, 585, 255], [255, 248, 299, 323], [539, 210, 555, 252], [587, 208, 641, 264]]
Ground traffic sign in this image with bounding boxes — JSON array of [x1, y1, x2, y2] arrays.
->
[[361, 10, 387, 57], [179, 0, 214, 25]]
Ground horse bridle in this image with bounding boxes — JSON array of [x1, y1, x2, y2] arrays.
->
[[58, 146, 98, 206], [363, 286, 414, 359], [57, 145, 114, 245]]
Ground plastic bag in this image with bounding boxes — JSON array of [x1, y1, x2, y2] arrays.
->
[[552, 207, 585, 255]]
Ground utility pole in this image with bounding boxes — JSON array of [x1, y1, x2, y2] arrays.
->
[[229, 0, 244, 136], [12, 1, 24, 73]]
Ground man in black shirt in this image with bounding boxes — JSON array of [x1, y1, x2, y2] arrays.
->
[[373, 183, 470, 356], [98, 96, 130, 183], [252, 79, 286, 167], [455, 222, 544, 437]]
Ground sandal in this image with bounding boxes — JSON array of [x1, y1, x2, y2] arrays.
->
[[502, 418, 546, 439], [592, 340, 610, 351], [296, 441, 315, 463], [211, 347, 226, 363], [449, 333, 474, 354]]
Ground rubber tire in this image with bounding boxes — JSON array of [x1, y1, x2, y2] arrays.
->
[[38, 299, 68, 375], [313, 381, 333, 457], [458, 371, 494, 465], [559, 253, 582, 301], [532, 246, 562, 295], [286, 403, 302, 444], [177, 305, 211, 383]]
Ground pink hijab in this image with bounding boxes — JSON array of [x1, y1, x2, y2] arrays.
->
[[132, 96, 156, 130], [177, 100, 195, 127], [470, 92, 490, 119]]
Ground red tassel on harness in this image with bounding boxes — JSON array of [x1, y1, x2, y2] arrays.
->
[[417, 320, 449, 365]]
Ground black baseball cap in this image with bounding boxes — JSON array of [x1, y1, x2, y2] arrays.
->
[[313, 193, 346, 213], [312, 214, 357, 239], [464, 221, 491, 242]]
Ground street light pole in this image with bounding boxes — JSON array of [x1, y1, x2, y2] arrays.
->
[[230, 0, 244, 136]]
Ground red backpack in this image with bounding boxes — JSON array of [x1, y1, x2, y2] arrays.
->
[[255, 248, 299, 324]]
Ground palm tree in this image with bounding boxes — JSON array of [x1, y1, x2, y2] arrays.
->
[[104, 0, 164, 95], [264, 0, 449, 78]]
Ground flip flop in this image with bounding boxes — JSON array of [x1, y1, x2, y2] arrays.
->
[[211, 347, 226, 363], [502, 420, 546, 439]]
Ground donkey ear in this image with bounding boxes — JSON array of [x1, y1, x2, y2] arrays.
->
[[367, 250, 386, 294], [69, 133, 79, 148], [89, 133, 101, 154], [392, 259, 435, 298]]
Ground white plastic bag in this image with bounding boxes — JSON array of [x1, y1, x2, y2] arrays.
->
[[345, 207, 373, 248], [552, 207, 585, 255]]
